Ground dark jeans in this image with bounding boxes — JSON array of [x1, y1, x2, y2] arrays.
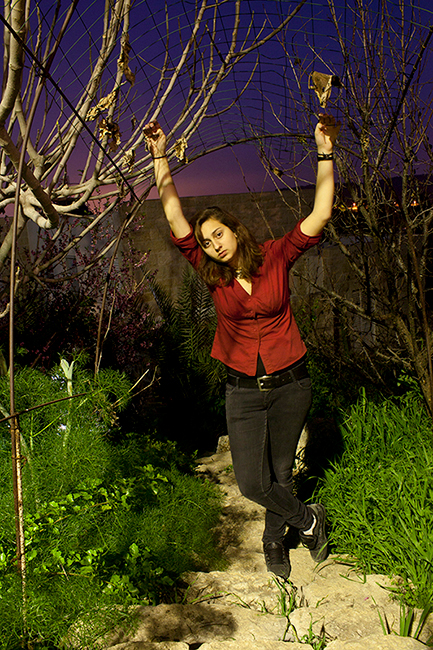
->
[[225, 375, 313, 544]]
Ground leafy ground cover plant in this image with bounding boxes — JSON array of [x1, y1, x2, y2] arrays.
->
[[0, 362, 222, 648], [317, 386, 433, 611]]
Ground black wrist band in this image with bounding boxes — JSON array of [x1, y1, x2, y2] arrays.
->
[[152, 155, 167, 160], [317, 152, 334, 161]]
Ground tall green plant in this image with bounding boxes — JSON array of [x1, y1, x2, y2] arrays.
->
[[149, 268, 226, 452], [0, 363, 222, 647], [317, 388, 433, 609], [152, 267, 225, 390]]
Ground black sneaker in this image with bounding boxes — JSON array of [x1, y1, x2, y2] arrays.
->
[[263, 541, 291, 579], [299, 503, 329, 562]]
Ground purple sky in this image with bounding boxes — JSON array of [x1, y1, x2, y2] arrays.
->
[[148, 145, 289, 199], [8, 0, 433, 208]]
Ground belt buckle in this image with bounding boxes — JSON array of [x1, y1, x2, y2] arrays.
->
[[257, 375, 273, 391]]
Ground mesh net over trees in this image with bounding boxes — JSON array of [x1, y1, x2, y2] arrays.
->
[[1, 0, 433, 405], [1, 0, 432, 278], [1, 0, 310, 284]]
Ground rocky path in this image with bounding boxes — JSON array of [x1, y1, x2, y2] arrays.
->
[[104, 448, 432, 650]]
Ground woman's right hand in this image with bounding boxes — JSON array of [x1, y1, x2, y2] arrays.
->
[[144, 121, 166, 159], [144, 120, 189, 238]]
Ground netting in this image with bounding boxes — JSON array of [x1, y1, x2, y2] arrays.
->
[[2, 0, 433, 282], [12, 0, 433, 192]]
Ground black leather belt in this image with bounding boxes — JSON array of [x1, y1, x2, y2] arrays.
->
[[226, 361, 309, 392]]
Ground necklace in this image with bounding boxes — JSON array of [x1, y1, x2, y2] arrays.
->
[[234, 268, 243, 278]]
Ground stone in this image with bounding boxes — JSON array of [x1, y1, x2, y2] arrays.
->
[[287, 567, 400, 642], [216, 435, 230, 453], [326, 634, 428, 649], [91, 446, 432, 650], [105, 641, 190, 650], [285, 607, 325, 642], [183, 567, 286, 612], [199, 642, 312, 649], [103, 603, 287, 648]]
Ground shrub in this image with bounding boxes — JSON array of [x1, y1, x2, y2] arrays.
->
[[0, 224, 156, 375], [0, 363, 222, 647], [147, 267, 226, 453]]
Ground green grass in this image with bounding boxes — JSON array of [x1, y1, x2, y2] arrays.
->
[[317, 388, 433, 609], [0, 363, 223, 648]]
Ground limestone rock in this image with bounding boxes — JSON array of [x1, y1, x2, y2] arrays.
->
[[106, 641, 190, 650], [326, 634, 428, 649], [216, 435, 230, 453], [104, 603, 286, 648], [288, 565, 400, 642], [95, 446, 432, 650], [285, 606, 325, 642], [183, 567, 285, 612], [199, 642, 312, 649]]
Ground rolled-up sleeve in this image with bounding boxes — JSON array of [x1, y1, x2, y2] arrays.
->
[[170, 226, 203, 269], [268, 220, 321, 267]]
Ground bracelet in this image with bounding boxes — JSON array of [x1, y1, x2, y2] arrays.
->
[[152, 155, 167, 160], [317, 152, 334, 161]]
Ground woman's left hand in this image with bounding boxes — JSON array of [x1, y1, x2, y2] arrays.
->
[[144, 120, 166, 159], [315, 113, 340, 154]]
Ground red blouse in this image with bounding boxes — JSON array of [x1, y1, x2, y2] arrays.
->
[[170, 222, 321, 376]]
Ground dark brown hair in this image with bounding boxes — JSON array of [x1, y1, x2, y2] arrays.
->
[[192, 207, 264, 286]]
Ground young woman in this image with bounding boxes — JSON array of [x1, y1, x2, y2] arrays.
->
[[144, 115, 340, 578]]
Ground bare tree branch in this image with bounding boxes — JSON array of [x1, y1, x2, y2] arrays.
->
[[256, 0, 433, 414]]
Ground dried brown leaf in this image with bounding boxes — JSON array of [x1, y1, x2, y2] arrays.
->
[[118, 34, 135, 85], [308, 71, 341, 108], [98, 118, 121, 152], [86, 90, 118, 121], [121, 149, 135, 172], [174, 136, 188, 162]]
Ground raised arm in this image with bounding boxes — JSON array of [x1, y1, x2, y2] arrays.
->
[[300, 114, 340, 237], [144, 121, 191, 239]]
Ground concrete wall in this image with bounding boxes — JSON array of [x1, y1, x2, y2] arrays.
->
[[134, 187, 318, 303], [129, 187, 376, 357]]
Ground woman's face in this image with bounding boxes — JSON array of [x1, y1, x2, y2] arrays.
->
[[200, 218, 238, 265]]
